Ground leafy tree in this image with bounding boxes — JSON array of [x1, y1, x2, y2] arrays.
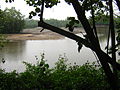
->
[[24, 18, 38, 29], [24, 19, 70, 29], [2, 0, 120, 89], [45, 19, 69, 27], [89, 13, 109, 25], [25, 0, 120, 89], [0, 7, 25, 33]]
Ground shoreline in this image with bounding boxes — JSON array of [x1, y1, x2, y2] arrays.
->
[[6, 27, 84, 40]]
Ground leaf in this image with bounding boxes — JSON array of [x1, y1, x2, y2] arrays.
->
[[5, 0, 8, 3], [65, 24, 70, 28], [75, 20, 79, 24], [35, 8, 41, 13], [77, 42, 83, 52], [45, 64, 49, 69], [37, 1, 42, 6], [67, 17, 75, 21], [32, 12, 36, 16], [68, 26, 74, 32], [29, 15, 32, 19], [65, 0, 71, 4], [40, 61, 44, 66]]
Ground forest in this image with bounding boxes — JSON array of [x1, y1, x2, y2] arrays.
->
[[0, 7, 120, 33]]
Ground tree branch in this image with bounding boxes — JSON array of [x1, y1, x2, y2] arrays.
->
[[38, 21, 120, 71], [38, 21, 93, 49], [40, 0, 45, 21], [70, 0, 101, 50]]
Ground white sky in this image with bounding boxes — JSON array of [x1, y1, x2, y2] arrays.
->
[[0, 0, 119, 20], [0, 0, 77, 20]]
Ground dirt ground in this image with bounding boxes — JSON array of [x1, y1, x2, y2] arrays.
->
[[6, 27, 84, 40]]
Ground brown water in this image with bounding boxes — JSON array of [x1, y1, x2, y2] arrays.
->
[[0, 27, 119, 72]]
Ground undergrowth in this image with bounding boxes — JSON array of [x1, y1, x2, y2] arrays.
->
[[0, 53, 112, 90]]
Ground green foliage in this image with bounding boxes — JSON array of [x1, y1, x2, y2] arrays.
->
[[45, 19, 69, 27], [5, 0, 14, 3], [89, 13, 109, 25], [0, 7, 25, 34], [66, 17, 80, 32], [0, 54, 112, 89], [24, 19, 38, 29], [115, 17, 120, 30], [25, 0, 60, 19], [24, 19, 70, 28], [0, 34, 8, 48]]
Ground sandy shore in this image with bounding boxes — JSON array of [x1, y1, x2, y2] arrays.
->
[[6, 27, 84, 40]]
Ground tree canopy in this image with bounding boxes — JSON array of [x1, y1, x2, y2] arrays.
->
[[25, 0, 120, 89], [0, 7, 25, 33]]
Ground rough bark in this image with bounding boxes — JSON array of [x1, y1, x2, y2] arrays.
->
[[70, 0, 118, 89], [38, 0, 120, 89], [38, 21, 120, 71]]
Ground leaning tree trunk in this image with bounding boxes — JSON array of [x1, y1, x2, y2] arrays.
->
[[71, 0, 119, 89], [38, 0, 120, 89]]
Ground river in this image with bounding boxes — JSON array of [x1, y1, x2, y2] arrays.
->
[[0, 27, 120, 72]]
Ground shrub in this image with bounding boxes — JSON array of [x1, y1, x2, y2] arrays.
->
[[0, 54, 111, 89]]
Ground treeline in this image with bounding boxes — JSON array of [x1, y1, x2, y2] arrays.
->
[[0, 7, 119, 34], [24, 19, 71, 29], [89, 13, 120, 28], [0, 7, 24, 34], [45, 19, 69, 27], [24, 16, 120, 29], [24, 19, 38, 29]]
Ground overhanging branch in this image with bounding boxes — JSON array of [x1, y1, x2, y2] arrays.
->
[[38, 19, 120, 71], [40, 0, 45, 21], [38, 21, 93, 49]]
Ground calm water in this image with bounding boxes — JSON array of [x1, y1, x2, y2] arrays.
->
[[0, 27, 119, 72]]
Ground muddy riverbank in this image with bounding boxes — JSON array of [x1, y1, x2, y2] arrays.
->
[[6, 27, 84, 40]]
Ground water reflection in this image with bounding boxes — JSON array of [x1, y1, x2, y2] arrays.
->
[[0, 27, 119, 72], [97, 27, 109, 41], [0, 41, 26, 61], [0, 41, 26, 72]]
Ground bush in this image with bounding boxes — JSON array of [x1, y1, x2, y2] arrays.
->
[[0, 53, 111, 90]]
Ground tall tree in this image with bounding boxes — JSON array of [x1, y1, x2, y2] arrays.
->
[[0, 7, 25, 33], [25, 0, 120, 89], [7, 0, 120, 89]]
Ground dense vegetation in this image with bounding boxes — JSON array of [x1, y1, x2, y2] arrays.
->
[[0, 7, 24, 34], [24, 19, 72, 29], [24, 19, 38, 29], [27, 0, 120, 89], [115, 16, 120, 30], [0, 54, 112, 90], [24, 17, 120, 29], [89, 13, 109, 25], [0, 0, 120, 89]]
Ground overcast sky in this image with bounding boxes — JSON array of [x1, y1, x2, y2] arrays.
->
[[0, 0, 77, 20], [0, 0, 119, 20]]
